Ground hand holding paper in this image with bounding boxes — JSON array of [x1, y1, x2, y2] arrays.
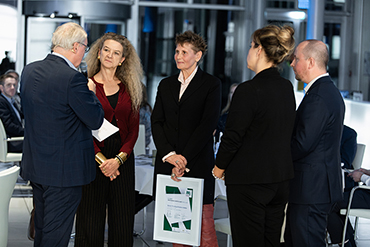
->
[[92, 118, 119, 142]]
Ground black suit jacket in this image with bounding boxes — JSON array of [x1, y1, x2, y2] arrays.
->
[[341, 125, 358, 191], [151, 68, 221, 204], [216, 67, 296, 185], [290, 75, 345, 204], [0, 94, 24, 152], [341, 125, 357, 169], [20, 54, 104, 187]]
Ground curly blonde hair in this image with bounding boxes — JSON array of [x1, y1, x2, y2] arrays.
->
[[252, 25, 295, 65], [86, 32, 143, 112]]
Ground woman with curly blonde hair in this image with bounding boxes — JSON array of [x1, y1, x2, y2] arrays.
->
[[75, 32, 143, 247]]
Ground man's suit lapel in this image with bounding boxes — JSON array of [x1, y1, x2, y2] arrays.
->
[[179, 69, 204, 104]]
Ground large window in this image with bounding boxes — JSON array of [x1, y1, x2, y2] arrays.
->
[[324, 22, 341, 86], [0, 4, 17, 75]]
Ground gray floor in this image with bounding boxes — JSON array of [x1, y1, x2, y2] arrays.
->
[[7, 179, 229, 247], [6, 179, 370, 247]]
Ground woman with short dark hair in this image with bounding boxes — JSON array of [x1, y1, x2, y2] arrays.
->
[[152, 30, 221, 247]]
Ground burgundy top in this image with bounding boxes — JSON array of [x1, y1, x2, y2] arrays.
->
[[91, 77, 139, 156]]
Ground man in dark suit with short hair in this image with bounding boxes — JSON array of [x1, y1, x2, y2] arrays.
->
[[20, 22, 104, 247], [284, 40, 345, 247], [0, 73, 23, 152]]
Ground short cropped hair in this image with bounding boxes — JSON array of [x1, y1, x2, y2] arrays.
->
[[0, 74, 15, 86], [175, 31, 207, 61], [301, 40, 329, 70], [5, 69, 19, 82], [51, 22, 87, 51]]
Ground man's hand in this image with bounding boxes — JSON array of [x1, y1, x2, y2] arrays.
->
[[87, 79, 96, 94], [359, 168, 370, 176], [349, 169, 364, 182]]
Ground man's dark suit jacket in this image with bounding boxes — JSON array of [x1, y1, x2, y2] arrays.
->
[[151, 68, 221, 204], [20, 54, 104, 187], [341, 125, 357, 169], [0, 94, 24, 152], [341, 125, 358, 191], [290, 75, 345, 204]]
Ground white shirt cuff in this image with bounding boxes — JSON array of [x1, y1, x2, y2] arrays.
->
[[361, 174, 370, 186], [162, 151, 176, 163]]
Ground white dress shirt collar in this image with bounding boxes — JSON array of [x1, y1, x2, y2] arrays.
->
[[52, 52, 78, 71], [178, 66, 198, 99]]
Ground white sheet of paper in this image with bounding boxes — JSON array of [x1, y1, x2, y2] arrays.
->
[[92, 118, 119, 142], [165, 190, 192, 234], [153, 174, 203, 246]]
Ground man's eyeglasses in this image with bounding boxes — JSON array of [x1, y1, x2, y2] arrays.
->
[[79, 42, 90, 53]]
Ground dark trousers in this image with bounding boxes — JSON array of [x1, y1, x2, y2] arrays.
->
[[75, 154, 135, 247], [284, 202, 332, 247], [31, 182, 82, 247], [226, 181, 289, 247]]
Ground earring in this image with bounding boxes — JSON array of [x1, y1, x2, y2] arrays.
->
[[118, 63, 122, 66], [71, 49, 75, 53], [98, 55, 100, 59]]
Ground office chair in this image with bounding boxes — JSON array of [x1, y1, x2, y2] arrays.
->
[[352, 143, 365, 170], [0, 166, 20, 247], [340, 185, 370, 246], [0, 120, 23, 163]]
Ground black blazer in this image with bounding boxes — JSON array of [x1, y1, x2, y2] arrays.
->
[[20, 54, 104, 187], [290, 75, 345, 204], [0, 94, 23, 136], [216, 67, 296, 185], [0, 94, 24, 152], [151, 68, 221, 204]]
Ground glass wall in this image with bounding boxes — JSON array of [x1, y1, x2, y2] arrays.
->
[[324, 22, 341, 86], [26, 18, 79, 65], [0, 4, 17, 75]]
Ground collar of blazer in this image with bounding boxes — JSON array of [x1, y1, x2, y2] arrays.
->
[[305, 74, 331, 95], [47, 54, 71, 68], [172, 68, 205, 104]]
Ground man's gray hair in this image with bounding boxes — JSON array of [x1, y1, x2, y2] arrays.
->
[[51, 22, 87, 51]]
